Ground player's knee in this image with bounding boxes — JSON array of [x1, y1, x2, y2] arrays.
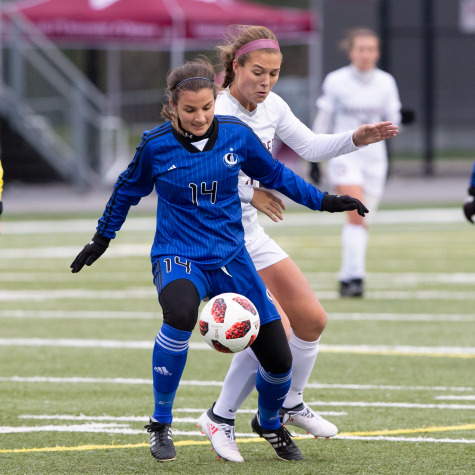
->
[[160, 279, 200, 332], [260, 344, 292, 375], [293, 306, 327, 340], [270, 350, 293, 375], [163, 305, 198, 332]]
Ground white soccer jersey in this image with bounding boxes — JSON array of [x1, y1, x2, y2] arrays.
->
[[215, 87, 361, 240], [315, 65, 401, 162]]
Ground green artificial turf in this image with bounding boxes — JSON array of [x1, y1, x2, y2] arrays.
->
[[1, 213, 474, 474]]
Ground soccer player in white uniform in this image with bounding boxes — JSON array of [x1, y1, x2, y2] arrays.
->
[[314, 28, 402, 297], [198, 26, 398, 461]]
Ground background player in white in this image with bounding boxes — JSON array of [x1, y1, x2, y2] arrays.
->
[[199, 25, 398, 459], [314, 28, 402, 297]]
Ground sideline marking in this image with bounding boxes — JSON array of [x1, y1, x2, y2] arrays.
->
[[339, 424, 475, 437], [314, 291, 475, 301], [2, 376, 472, 392], [3, 289, 475, 302], [328, 313, 475, 322], [435, 395, 475, 401], [1, 208, 464, 236], [2, 310, 473, 323], [307, 400, 475, 410], [2, 339, 475, 358], [2, 424, 475, 453], [0, 310, 159, 320], [19, 411, 348, 422]]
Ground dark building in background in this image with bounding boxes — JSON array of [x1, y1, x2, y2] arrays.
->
[[320, 0, 475, 160]]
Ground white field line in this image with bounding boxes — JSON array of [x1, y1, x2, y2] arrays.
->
[[333, 435, 475, 444], [1, 377, 472, 393], [0, 338, 204, 350], [0, 288, 156, 302], [329, 313, 475, 322], [307, 272, 475, 286], [435, 396, 475, 401], [0, 423, 255, 437], [4, 271, 475, 285], [0, 272, 151, 282], [19, 412, 348, 422], [0, 310, 159, 320], [306, 383, 474, 392], [4, 289, 475, 302], [2, 208, 464, 236], [0, 245, 151, 260], [1, 310, 473, 323], [2, 424, 474, 443], [2, 339, 475, 358], [315, 291, 475, 301], [307, 401, 475, 410]]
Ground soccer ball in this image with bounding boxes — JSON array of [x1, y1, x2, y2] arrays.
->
[[199, 293, 260, 353]]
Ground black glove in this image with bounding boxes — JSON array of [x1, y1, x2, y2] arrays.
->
[[309, 162, 321, 185], [463, 186, 475, 224], [0, 201, 3, 216], [70, 232, 110, 273], [321, 193, 369, 217]]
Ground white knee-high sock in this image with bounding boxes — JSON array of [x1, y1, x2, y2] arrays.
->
[[213, 347, 259, 420], [283, 331, 320, 409], [339, 223, 368, 281]]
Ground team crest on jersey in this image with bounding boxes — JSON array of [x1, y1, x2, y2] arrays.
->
[[266, 289, 274, 303], [223, 152, 239, 168]]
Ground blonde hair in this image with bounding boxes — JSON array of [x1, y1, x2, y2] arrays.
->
[[161, 57, 220, 135], [339, 28, 381, 52], [217, 25, 282, 88]]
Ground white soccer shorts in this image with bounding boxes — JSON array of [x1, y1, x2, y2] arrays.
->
[[327, 154, 388, 198], [245, 225, 289, 272]]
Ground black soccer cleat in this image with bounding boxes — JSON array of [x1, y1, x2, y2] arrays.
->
[[145, 417, 176, 462], [251, 413, 303, 461], [340, 278, 364, 298]]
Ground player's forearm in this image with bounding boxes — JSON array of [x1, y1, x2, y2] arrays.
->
[[238, 184, 254, 204], [96, 192, 138, 239], [255, 163, 324, 211], [285, 127, 362, 163]]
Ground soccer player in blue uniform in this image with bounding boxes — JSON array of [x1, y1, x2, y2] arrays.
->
[[71, 59, 367, 463], [463, 161, 475, 223]]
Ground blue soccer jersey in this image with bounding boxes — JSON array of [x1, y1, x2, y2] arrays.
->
[[97, 116, 326, 269]]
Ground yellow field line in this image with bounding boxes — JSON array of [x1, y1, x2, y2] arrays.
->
[[339, 423, 475, 437], [319, 348, 475, 359], [1, 424, 474, 454]]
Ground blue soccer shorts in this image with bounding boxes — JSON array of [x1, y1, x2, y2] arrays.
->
[[152, 246, 280, 326]]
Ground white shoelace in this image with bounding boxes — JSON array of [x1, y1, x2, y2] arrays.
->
[[219, 423, 238, 449]]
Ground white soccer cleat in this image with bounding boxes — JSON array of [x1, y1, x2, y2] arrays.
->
[[198, 408, 244, 462], [280, 403, 338, 438]]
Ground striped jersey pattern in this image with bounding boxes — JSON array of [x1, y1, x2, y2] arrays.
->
[[96, 116, 326, 270]]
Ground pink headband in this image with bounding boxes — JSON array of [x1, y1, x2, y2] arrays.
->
[[235, 39, 280, 59]]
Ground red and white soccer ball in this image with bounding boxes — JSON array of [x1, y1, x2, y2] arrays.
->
[[199, 293, 260, 353]]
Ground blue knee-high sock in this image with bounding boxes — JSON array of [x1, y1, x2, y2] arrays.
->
[[255, 366, 292, 430], [152, 323, 191, 423]]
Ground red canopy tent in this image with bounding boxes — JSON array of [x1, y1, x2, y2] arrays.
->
[[6, 0, 320, 122], [8, 0, 313, 44]]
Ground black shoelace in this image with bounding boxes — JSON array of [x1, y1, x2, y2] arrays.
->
[[274, 426, 294, 448], [145, 421, 171, 444]]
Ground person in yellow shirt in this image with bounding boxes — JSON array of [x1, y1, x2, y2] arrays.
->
[[0, 159, 3, 235]]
